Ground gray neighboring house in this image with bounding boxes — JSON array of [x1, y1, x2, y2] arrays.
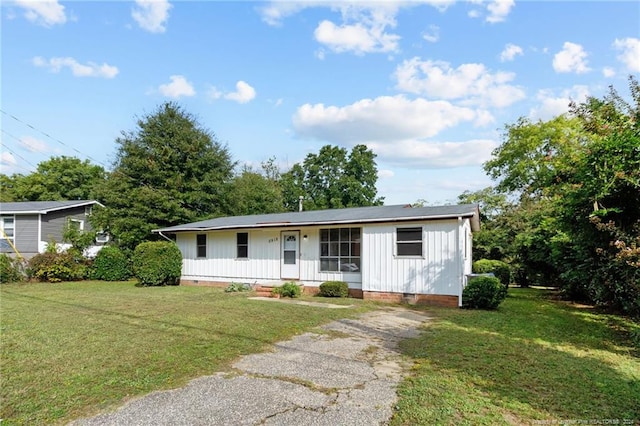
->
[[0, 200, 105, 259]]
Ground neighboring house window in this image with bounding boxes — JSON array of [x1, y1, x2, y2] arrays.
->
[[196, 234, 207, 258], [95, 231, 110, 244], [68, 218, 84, 231], [396, 227, 423, 257], [320, 227, 361, 272], [1, 216, 15, 242], [85, 206, 93, 216], [237, 232, 248, 258]]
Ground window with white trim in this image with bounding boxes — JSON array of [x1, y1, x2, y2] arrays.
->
[[196, 234, 207, 258], [68, 218, 84, 231], [1, 216, 15, 241], [320, 227, 361, 272], [396, 227, 423, 257]]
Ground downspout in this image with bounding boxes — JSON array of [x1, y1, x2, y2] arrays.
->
[[457, 217, 463, 307], [158, 231, 173, 242]]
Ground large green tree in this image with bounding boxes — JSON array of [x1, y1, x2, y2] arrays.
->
[[227, 159, 285, 216], [484, 77, 640, 315], [0, 156, 106, 201], [281, 144, 384, 211], [94, 102, 235, 249]]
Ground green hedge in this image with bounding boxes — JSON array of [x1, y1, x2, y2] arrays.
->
[[319, 281, 349, 297], [272, 281, 302, 298], [132, 241, 182, 286], [473, 259, 511, 287], [92, 246, 131, 281], [0, 254, 24, 283], [463, 276, 507, 310], [28, 252, 87, 283]]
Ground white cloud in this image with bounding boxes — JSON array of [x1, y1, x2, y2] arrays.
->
[[486, 0, 515, 23], [529, 85, 590, 121], [368, 139, 498, 168], [553, 42, 590, 74], [613, 37, 640, 72], [378, 169, 395, 179], [224, 81, 257, 104], [422, 25, 439, 43], [394, 58, 526, 108], [158, 75, 195, 98], [603, 67, 616, 78], [314, 19, 400, 54], [19, 136, 49, 153], [0, 151, 17, 167], [15, 0, 66, 27], [500, 43, 523, 62], [32, 56, 119, 78], [293, 95, 479, 144], [132, 0, 172, 33]]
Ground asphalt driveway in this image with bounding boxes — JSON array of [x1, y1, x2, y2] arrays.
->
[[70, 306, 431, 426]]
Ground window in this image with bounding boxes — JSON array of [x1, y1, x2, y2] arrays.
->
[[68, 218, 84, 231], [237, 232, 248, 258], [319, 227, 361, 272], [196, 234, 207, 258], [396, 227, 423, 256], [1, 216, 15, 241], [95, 231, 110, 244]]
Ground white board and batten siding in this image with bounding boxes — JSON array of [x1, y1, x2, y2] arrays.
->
[[361, 219, 469, 297], [176, 218, 473, 298]]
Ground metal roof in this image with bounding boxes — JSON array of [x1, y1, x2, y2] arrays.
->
[[155, 204, 480, 233], [0, 200, 102, 214]]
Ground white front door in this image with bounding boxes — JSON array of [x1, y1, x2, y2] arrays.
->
[[281, 231, 300, 279]]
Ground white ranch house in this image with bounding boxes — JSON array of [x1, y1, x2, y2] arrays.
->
[[156, 204, 480, 307]]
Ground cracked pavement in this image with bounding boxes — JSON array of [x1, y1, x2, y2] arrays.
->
[[70, 307, 430, 426]]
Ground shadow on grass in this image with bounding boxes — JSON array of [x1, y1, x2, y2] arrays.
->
[[397, 288, 640, 423]]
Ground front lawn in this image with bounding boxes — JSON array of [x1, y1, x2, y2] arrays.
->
[[393, 288, 640, 425], [0, 281, 372, 425]]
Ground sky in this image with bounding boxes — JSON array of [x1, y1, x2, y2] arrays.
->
[[1, 0, 639, 206]]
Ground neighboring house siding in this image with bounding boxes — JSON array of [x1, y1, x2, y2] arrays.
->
[[41, 206, 90, 244], [361, 219, 461, 296], [14, 215, 39, 256]]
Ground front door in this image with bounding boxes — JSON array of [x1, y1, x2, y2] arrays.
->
[[281, 231, 300, 279]]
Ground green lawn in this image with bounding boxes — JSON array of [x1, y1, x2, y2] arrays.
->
[[392, 288, 640, 425], [2, 284, 638, 425], [0, 281, 373, 425]]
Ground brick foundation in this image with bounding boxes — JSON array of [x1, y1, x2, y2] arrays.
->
[[181, 279, 457, 307], [363, 291, 459, 307]]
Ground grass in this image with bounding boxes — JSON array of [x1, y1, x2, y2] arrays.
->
[[0, 281, 373, 425], [392, 288, 640, 425]]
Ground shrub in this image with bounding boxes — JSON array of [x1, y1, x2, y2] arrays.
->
[[0, 254, 25, 283], [473, 259, 511, 287], [225, 282, 251, 292], [462, 276, 507, 310], [28, 252, 86, 283], [132, 241, 182, 286], [272, 281, 302, 298], [92, 246, 131, 281], [319, 281, 349, 297]]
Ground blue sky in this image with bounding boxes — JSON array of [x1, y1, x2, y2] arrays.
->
[[2, 1, 639, 205]]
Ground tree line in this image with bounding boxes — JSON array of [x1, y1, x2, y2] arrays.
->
[[2, 78, 638, 315]]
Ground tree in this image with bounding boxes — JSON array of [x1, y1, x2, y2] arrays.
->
[[0, 156, 106, 201], [94, 102, 235, 249], [281, 144, 384, 211], [484, 77, 640, 315], [227, 159, 285, 216]]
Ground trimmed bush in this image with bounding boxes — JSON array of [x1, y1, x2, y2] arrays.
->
[[28, 252, 86, 283], [319, 281, 349, 297], [92, 246, 131, 281], [462, 275, 507, 310], [273, 281, 302, 298], [132, 241, 182, 286], [0, 254, 24, 283], [473, 259, 511, 287]]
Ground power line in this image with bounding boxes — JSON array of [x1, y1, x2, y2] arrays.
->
[[0, 109, 108, 169], [0, 129, 40, 170]]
